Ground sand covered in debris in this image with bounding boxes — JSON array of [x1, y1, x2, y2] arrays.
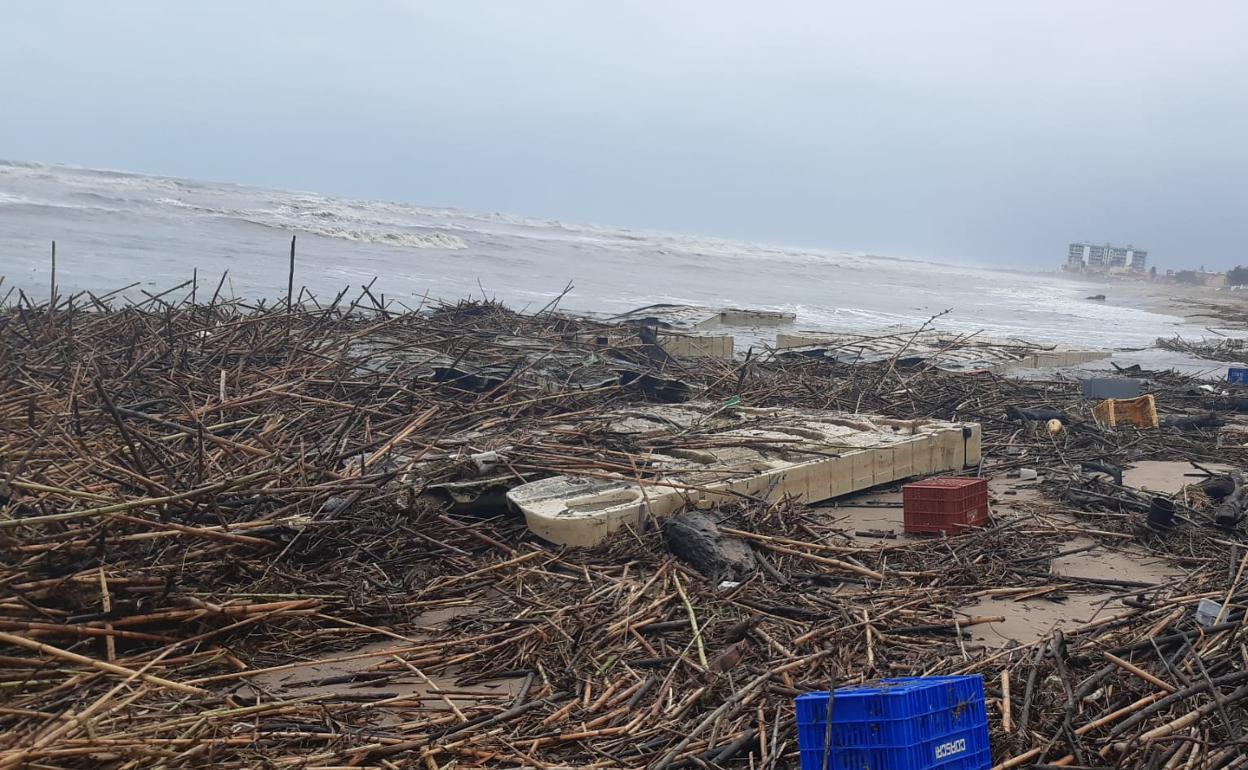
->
[[3, 287, 1248, 768]]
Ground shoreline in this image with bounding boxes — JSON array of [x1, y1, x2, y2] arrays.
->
[[1107, 278, 1248, 332]]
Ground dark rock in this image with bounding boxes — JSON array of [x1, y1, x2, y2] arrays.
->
[[661, 512, 757, 582]]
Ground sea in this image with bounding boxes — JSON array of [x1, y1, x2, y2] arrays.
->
[[0, 159, 1219, 354]]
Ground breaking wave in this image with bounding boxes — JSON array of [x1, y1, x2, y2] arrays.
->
[[0, 191, 36, 206], [0, 157, 1211, 351], [152, 197, 468, 249], [255, 223, 468, 250]]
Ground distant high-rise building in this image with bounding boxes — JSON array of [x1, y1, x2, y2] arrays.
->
[[1067, 243, 1087, 268], [1064, 242, 1148, 272], [1087, 244, 1107, 269]]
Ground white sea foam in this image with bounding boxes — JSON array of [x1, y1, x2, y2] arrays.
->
[[261, 223, 468, 250], [0, 191, 36, 205], [151, 197, 468, 249]]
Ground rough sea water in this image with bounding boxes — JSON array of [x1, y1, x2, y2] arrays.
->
[[0, 159, 1213, 352]]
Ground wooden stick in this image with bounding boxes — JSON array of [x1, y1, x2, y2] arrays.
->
[[99, 567, 115, 663], [0, 469, 272, 529], [1102, 652, 1176, 693], [747, 540, 884, 581], [0, 631, 206, 696], [1001, 670, 1013, 732], [672, 572, 709, 670]]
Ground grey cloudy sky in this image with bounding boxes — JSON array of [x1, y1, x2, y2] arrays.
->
[[3, 1, 1247, 268]]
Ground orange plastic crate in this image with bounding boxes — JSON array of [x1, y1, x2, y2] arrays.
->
[[1091, 395, 1158, 428]]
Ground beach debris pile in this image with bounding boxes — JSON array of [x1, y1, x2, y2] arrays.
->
[[775, 329, 1110, 374], [1, 282, 1248, 768], [1157, 335, 1248, 364], [507, 403, 981, 546]]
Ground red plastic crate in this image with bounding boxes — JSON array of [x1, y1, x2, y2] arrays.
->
[[903, 477, 989, 535]]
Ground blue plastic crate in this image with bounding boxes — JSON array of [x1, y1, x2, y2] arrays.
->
[[1230, 367, 1248, 384], [796, 676, 990, 770], [797, 680, 939, 723], [800, 746, 992, 770], [796, 676, 985, 726], [798, 709, 974, 748], [883, 676, 986, 726], [797, 723, 990, 770]]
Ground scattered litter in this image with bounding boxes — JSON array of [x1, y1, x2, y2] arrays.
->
[[1080, 377, 1143, 400], [1160, 412, 1223, 430], [795, 676, 990, 770], [1008, 405, 1070, 423], [902, 477, 989, 535], [1148, 497, 1177, 530], [1196, 598, 1223, 627], [3, 285, 1248, 769], [1092, 394, 1159, 428]]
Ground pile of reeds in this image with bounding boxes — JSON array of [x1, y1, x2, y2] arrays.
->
[[1157, 335, 1248, 364], [1, 280, 1247, 768]]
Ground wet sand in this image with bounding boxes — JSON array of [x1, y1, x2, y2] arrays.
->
[[1112, 278, 1248, 332], [246, 605, 524, 717], [814, 459, 1212, 649]]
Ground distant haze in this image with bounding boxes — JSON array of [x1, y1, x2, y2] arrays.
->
[[4, 1, 1247, 269]]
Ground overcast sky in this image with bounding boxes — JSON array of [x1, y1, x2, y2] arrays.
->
[[3, 1, 1247, 268]]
